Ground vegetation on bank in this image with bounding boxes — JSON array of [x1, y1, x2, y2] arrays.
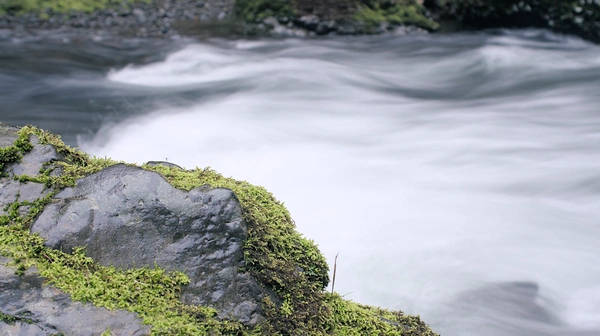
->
[[235, 0, 294, 23], [234, 0, 439, 31], [1, 0, 599, 41], [0, 125, 438, 335], [354, 0, 439, 31], [0, 0, 147, 15], [0, 0, 439, 32]]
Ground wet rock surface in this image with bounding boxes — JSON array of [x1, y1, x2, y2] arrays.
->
[[0, 257, 150, 336], [0, 123, 56, 217], [30, 164, 270, 324], [4, 138, 60, 178]]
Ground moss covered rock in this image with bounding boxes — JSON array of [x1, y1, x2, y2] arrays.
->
[[0, 122, 439, 335], [0, 255, 151, 336]]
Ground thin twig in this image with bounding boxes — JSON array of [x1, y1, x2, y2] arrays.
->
[[331, 252, 339, 294], [41, 252, 53, 263], [341, 291, 353, 298]]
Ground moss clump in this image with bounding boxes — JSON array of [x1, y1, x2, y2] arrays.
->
[[0, 0, 147, 15], [0, 128, 32, 173], [235, 0, 439, 32], [326, 293, 436, 335], [354, 0, 439, 31], [16, 125, 122, 189], [235, 0, 295, 22], [0, 125, 438, 335], [0, 310, 34, 325], [0, 311, 17, 324]]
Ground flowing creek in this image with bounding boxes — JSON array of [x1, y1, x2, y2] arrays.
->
[[1, 29, 600, 336]]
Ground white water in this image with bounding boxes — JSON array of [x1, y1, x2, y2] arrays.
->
[[78, 31, 600, 335]]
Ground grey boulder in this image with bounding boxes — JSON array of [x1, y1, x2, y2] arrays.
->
[[31, 164, 270, 324]]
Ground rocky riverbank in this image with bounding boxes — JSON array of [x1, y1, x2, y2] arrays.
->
[[0, 0, 438, 40], [2, 0, 599, 42], [0, 0, 235, 39]]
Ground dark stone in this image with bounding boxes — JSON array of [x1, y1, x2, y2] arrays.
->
[[295, 15, 321, 30], [425, 0, 600, 43], [0, 257, 150, 336], [31, 164, 271, 325], [316, 20, 337, 34]]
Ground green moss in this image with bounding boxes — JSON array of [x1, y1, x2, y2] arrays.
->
[[235, 0, 440, 31], [235, 0, 295, 22], [0, 194, 55, 230], [0, 311, 17, 324], [0, 310, 35, 325], [355, 0, 439, 31], [326, 293, 437, 335], [0, 127, 33, 173], [0, 0, 148, 15], [0, 125, 438, 335]]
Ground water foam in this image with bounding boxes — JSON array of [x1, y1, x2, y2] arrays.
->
[[80, 32, 600, 335]]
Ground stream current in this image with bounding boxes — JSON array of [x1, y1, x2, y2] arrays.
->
[[1, 29, 600, 336]]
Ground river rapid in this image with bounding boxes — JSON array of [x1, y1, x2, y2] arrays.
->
[[1, 29, 599, 336]]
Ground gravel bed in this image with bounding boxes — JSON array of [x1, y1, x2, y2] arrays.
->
[[0, 0, 235, 40]]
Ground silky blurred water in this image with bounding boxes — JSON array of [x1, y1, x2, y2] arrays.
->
[[1, 29, 600, 335]]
